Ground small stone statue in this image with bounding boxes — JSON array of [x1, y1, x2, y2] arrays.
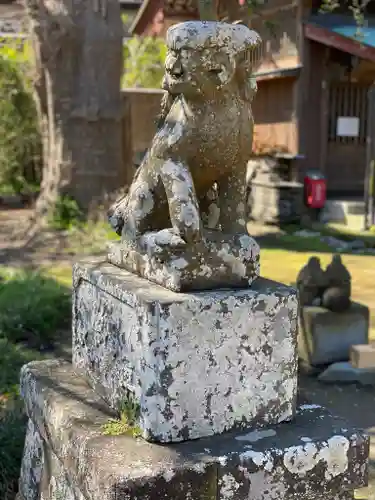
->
[[322, 254, 351, 312], [107, 21, 262, 292], [296, 256, 328, 307], [296, 254, 352, 312]]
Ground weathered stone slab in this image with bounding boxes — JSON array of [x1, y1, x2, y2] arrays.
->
[[107, 229, 260, 292], [19, 360, 368, 500], [18, 419, 43, 500], [72, 258, 298, 442], [298, 302, 369, 366], [318, 361, 375, 386]]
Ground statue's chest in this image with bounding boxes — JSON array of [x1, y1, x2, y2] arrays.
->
[[192, 115, 242, 158]]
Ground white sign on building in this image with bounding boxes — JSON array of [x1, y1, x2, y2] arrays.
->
[[336, 116, 360, 137]]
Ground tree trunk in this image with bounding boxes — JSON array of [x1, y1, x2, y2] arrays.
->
[[25, 0, 129, 221]]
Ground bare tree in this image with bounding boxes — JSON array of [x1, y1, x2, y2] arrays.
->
[[25, 0, 128, 222]]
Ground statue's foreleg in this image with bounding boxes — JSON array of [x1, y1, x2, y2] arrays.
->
[[218, 171, 247, 234], [161, 160, 203, 245]]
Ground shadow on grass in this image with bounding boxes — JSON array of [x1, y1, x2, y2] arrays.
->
[[256, 222, 375, 255], [257, 232, 333, 253], [0, 268, 72, 499], [0, 213, 120, 269]]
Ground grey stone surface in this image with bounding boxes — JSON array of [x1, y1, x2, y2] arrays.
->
[[318, 362, 375, 385], [18, 418, 43, 500], [107, 230, 260, 292], [298, 302, 369, 366], [72, 258, 298, 443], [19, 359, 369, 500]]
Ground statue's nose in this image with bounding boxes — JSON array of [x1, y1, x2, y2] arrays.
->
[[166, 54, 183, 77]]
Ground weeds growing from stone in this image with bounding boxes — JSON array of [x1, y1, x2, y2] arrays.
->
[[102, 395, 142, 438]]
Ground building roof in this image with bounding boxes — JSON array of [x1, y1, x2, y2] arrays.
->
[[305, 13, 375, 62], [308, 14, 375, 46]]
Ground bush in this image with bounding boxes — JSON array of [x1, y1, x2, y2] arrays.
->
[[0, 38, 42, 195], [0, 338, 38, 500], [0, 398, 27, 500], [48, 195, 83, 230], [0, 268, 71, 346], [0, 340, 44, 500], [122, 36, 167, 89], [0, 268, 71, 498]]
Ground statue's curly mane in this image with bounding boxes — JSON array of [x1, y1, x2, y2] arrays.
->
[[156, 92, 175, 130]]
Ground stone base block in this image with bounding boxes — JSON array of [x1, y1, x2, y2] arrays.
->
[[107, 229, 260, 292], [350, 344, 375, 369], [18, 360, 368, 500], [248, 180, 304, 225], [72, 258, 298, 443], [298, 302, 369, 367]]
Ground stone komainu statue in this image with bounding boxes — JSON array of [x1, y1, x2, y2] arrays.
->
[[296, 254, 352, 313], [107, 21, 262, 291], [322, 254, 351, 312], [109, 21, 261, 244], [296, 256, 328, 308]]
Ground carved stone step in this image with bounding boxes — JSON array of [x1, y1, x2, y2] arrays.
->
[[18, 360, 368, 500]]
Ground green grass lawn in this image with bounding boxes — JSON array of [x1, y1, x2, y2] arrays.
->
[[0, 230, 374, 498]]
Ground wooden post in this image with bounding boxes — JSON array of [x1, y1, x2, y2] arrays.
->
[[364, 85, 375, 229], [319, 47, 329, 176]]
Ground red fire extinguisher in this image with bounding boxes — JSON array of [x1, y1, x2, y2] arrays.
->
[[304, 171, 327, 209]]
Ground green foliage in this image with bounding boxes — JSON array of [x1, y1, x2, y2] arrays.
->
[[0, 397, 27, 500], [0, 266, 71, 499], [0, 268, 71, 346], [48, 195, 83, 230], [0, 351, 37, 500], [102, 394, 142, 437], [0, 37, 42, 195], [122, 36, 167, 89]]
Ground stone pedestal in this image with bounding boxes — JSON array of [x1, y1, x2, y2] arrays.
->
[[73, 258, 298, 443], [298, 302, 369, 367], [18, 360, 368, 500], [249, 180, 304, 225]]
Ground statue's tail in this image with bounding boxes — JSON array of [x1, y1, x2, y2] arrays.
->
[[107, 153, 146, 235], [108, 198, 126, 236]]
